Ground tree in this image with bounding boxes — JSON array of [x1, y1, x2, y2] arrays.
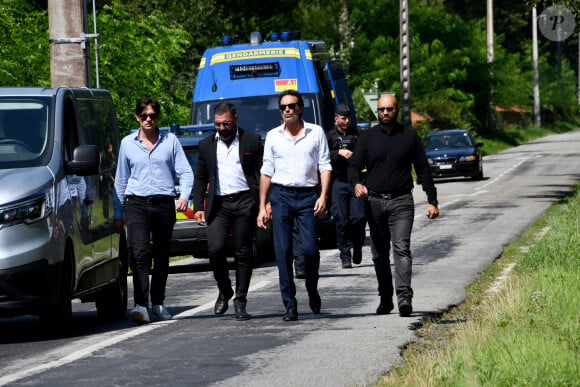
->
[[93, 0, 191, 133], [0, 0, 49, 86]]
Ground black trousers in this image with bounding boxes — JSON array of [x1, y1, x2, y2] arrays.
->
[[124, 195, 176, 307], [206, 191, 256, 303]]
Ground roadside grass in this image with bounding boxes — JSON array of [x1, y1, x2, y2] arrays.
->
[[378, 184, 580, 386]]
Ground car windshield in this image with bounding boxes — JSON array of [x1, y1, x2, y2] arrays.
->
[[190, 94, 321, 135], [424, 132, 474, 150], [0, 98, 51, 168]]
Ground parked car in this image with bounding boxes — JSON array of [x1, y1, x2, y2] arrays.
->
[[421, 129, 484, 181]]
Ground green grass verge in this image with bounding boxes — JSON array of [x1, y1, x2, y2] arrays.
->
[[378, 184, 580, 386]]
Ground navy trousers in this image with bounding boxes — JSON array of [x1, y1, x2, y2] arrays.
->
[[270, 185, 319, 309]]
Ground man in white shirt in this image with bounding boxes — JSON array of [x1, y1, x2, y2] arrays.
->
[[193, 102, 263, 321], [257, 90, 332, 321]]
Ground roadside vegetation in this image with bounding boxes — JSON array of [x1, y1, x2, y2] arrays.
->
[[2, 1, 579, 135], [378, 183, 580, 386], [474, 121, 580, 155]]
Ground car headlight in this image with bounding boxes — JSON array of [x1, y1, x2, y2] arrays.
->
[[0, 192, 52, 226], [427, 158, 434, 165], [458, 155, 477, 162]]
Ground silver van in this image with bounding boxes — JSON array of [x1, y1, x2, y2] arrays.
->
[[0, 87, 127, 330]]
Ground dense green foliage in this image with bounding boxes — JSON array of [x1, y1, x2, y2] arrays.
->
[[1, 0, 578, 134]]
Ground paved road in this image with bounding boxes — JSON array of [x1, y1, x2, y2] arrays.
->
[[1, 130, 579, 386]]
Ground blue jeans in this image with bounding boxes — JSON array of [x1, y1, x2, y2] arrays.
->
[[366, 193, 415, 304], [124, 195, 176, 307], [270, 185, 319, 309]]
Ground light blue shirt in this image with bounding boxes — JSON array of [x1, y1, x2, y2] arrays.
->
[[113, 130, 193, 220], [261, 121, 331, 187]]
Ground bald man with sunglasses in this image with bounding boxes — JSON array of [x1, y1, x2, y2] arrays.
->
[[348, 93, 439, 318]]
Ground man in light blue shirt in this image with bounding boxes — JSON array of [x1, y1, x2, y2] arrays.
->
[[257, 90, 332, 321], [113, 98, 193, 324]]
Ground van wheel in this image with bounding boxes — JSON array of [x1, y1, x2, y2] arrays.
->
[[40, 257, 73, 335], [97, 234, 129, 320]]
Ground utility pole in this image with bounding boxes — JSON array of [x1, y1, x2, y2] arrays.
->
[[487, 0, 494, 63], [48, 0, 88, 87], [399, 0, 411, 130], [532, 6, 541, 127]]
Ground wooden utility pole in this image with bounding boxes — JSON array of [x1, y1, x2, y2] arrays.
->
[[48, 0, 88, 87]]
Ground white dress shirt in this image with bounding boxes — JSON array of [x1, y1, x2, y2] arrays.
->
[[261, 121, 331, 187]]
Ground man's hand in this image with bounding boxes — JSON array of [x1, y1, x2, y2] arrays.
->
[[426, 204, 439, 219], [338, 149, 353, 159], [175, 198, 189, 212], [354, 183, 368, 198], [194, 210, 206, 226], [313, 196, 327, 217], [113, 219, 124, 234], [257, 207, 271, 229]]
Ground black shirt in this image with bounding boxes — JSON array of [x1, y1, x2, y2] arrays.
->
[[326, 126, 360, 182], [348, 123, 438, 206]]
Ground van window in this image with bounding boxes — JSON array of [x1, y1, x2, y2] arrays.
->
[[0, 98, 50, 168], [190, 93, 323, 134]]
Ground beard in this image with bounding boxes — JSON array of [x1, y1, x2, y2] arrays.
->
[[379, 115, 395, 126], [219, 127, 236, 143]]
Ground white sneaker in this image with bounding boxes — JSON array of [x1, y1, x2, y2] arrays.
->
[[151, 305, 172, 321], [130, 305, 150, 324]]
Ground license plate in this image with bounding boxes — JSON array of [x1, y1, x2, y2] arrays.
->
[[439, 164, 452, 170]]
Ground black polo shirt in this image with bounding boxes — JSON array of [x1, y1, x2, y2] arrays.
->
[[348, 123, 438, 206]]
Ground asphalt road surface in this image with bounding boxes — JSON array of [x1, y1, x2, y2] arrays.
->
[[1, 130, 579, 386]]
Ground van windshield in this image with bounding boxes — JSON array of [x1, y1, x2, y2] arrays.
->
[[0, 98, 51, 168], [190, 94, 323, 136]]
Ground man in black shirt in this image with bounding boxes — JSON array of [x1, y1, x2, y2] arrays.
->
[[348, 93, 439, 317], [327, 103, 366, 268]]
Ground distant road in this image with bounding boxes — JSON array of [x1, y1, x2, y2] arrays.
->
[[1, 129, 579, 386]]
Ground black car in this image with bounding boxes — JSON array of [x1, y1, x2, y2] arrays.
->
[[421, 129, 484, 181]]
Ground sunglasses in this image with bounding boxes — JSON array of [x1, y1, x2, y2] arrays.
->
[[279, 103, 299, 111], [139, 113, 159, 120], [215, 121, 232, 128], [377, 106, 396, 113]]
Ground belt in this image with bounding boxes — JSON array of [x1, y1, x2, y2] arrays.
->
[[217, 190, 251, 201], [272, 184, 318, 192], [126, 195, 175, 204], [368, 191, 410, 200]]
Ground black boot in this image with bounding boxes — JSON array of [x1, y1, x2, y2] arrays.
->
[[234, 264, 253, 320], [373, 257, 394, 314], [234, 300, 250, 321]]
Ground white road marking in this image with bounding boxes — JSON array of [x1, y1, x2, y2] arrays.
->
[[0, 280, 272, 386]]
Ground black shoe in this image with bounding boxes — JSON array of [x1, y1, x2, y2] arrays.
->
[[295, 267, 306, 279], [398, 300, 413, 317], [341, 258, 352, 269], [352, 249, 362, 265], [282, 307, 298, 321], [376, 298, 394, 315], [214, 289, 234, 315], [309, 291, 321, 314], [234, 300, 251, 321]]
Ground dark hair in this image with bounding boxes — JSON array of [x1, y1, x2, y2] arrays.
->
[[135, 98, 161, 115], [214, 102, 237, 117], [278, 89, 304, 107]]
